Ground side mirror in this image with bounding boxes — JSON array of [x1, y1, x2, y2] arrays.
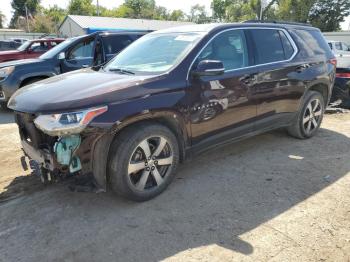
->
[[58, 52, 66, 60], [192, 60, 225, 77]]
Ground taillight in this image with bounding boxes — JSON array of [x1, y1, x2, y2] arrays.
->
[[336, 72, 350, 78], [329, 58, 337, 67]]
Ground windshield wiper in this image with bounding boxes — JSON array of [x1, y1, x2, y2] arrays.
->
[[109, 68, 135, 75]]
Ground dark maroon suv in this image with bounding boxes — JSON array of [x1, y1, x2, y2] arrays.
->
[[9, 22, 336, 201]]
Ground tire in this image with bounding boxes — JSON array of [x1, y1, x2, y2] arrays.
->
[[287, 90, 325, 139], [108, 123, 180, 201]]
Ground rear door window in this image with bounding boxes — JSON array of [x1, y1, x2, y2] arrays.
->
[[102, 35, 133, 55], [249, 29, 288, 64]]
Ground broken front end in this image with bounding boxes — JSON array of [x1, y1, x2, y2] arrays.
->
[[15, 107, 111, 189]]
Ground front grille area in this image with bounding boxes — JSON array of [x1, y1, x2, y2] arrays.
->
[[15, 112, 56, 149]]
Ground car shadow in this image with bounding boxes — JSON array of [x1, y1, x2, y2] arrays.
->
[[0, 109, 14, 124], [0, 127, 349, 261]]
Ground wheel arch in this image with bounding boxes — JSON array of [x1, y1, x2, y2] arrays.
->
[[110, 110, 190, 162], [91, 110, 190, 191], [307, 82, 329, 106], [19, 75, 51, 87]]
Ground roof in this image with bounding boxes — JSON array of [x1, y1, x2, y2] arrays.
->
[[60, 15, 194, 31], [151, 22, 316, 35]]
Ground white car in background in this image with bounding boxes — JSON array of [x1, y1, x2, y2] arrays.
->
[[327, 40, 350, 68]]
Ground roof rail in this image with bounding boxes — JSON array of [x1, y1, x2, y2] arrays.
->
[[243, 20, 312, 27]]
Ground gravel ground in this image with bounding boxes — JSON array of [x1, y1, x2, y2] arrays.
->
[[0, 110, 350, 262]]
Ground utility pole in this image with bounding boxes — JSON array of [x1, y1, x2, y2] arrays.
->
[[97, 0, 100, 16], [25, 4, 30, 32]]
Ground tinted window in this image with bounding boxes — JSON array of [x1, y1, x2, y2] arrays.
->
[[279, 31, 294, 58], [293, 29, 333, 58], [196, 29, 249, 70], [102, 35, 133, 55], [250, 29, 285, 64], [67, 37, 94, 59]]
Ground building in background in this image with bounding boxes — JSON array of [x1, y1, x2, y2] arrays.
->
[[58, 15, 194, 37], [323, 31, 350, 44]]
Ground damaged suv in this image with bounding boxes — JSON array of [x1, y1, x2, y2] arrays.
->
[[9, 22, 335, 201]]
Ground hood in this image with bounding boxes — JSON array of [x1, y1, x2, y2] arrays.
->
[[0, 50, 21, 56], [8, 68, 162, 114], [0, 58, 42, 68]]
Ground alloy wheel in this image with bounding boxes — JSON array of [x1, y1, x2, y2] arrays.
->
[[128, 136, 174, 191], [302, 98, 323, 135]]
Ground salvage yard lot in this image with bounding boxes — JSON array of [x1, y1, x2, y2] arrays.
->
[[0, 110, 350, 261]]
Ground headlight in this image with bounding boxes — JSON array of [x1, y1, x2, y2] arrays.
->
[[0, 66, 15, 80], [34, 106, 108, 136]]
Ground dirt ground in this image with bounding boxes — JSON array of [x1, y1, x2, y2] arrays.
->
[[0, 110, 350, 262]]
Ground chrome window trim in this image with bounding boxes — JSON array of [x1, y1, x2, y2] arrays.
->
[[186, 27, 299, 80]]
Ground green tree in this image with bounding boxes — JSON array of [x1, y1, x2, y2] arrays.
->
[[189, 4, 210, 23], [211, 0, 227, 21], [67, 0, 94, 16], [10, 0, 41, 28], [274, 0, 316, 22], [309, 0, 350, 31], [169, 10, 186, 21], [124, 0, 156, 18], [44, 5, 66, 32], [29, 14, 54, 33]]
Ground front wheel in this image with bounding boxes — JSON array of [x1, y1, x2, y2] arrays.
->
[[287, 91, 324, 139], [108, 123, 179, 201]]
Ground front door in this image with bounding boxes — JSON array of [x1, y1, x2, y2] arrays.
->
[[188, 29, 258, 148]]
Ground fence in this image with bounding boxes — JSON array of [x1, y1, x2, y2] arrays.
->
[[0, 31, 58, 41]]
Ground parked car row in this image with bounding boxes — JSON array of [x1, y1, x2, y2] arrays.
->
[[3, 22, 337, 201], [0, 31, 147, 109], [327, 40, 350, 107], [0, 40, 21, 51]]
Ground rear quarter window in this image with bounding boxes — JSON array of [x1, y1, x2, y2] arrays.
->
[[292, 29, 334, 59]]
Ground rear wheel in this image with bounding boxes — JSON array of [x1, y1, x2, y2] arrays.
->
[[287, 91, 324, 139], [108, 123, 179, 201]]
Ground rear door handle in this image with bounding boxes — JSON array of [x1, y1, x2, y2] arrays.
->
[[296, 64, 309, 73], [241, 74, 257, 85]]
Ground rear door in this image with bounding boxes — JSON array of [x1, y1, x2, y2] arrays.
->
[[246, 28, 302, 130], [61, 36, 96, 72]]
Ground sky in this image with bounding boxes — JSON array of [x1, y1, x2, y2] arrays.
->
[[1, 0, 349, 30]]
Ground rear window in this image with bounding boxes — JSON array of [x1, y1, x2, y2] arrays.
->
[[249, 29, 293, 64], [102, 35, 134, 55], [293, 29, 334, 58]]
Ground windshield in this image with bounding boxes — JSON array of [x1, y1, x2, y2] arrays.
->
[[104, 32, 204, 75], [39, 38, 75, 59], [17, 41, 31, 51]]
